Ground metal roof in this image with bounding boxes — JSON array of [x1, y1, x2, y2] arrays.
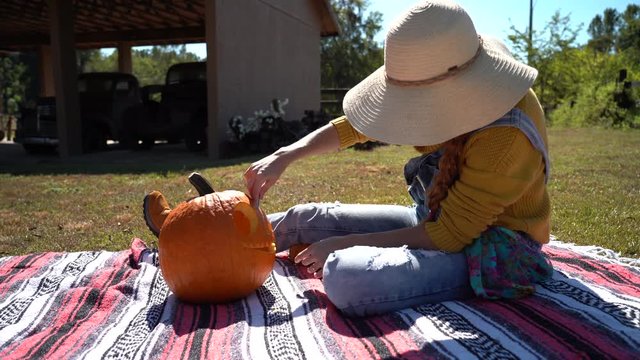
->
[[0, 0, 340, 50]]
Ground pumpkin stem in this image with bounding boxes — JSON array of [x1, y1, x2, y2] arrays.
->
[[188, 172, 215, 196]]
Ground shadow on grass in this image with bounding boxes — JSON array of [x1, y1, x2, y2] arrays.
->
[[0, 142, 264, 175]]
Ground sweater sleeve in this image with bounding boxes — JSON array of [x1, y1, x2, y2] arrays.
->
[[330, 116, 372, 150], [425, 126, 544, 252]]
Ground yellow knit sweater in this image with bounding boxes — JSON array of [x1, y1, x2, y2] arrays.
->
[[330, 89, 550, 252]]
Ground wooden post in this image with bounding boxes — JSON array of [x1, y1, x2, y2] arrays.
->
[[48, 0, 82, 157], [528, 0, 533, 65], [117, 42, 133, 74], [205, 0, 220, 159], [38, 45, 56, 97]]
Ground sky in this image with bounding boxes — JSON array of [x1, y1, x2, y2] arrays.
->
[[368, 0, 634, 44], [120, 0, 636, 59]]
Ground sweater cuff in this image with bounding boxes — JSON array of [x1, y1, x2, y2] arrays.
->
[[330, 116, 367, 150], [425, 221, 466, 253]]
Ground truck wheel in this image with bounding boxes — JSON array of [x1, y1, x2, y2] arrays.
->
[[82, 126, 108, 153], [122, 105, 154, 150], [166, 136, 181, 144], [135, 138, 154, 150], [124, 132, 154, 150], [185, 123, 207, 152]]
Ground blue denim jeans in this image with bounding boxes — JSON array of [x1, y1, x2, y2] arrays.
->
[[268, 202, 474, 317]]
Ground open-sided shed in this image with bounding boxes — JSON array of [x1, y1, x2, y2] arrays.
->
[[0, 0, 339, 158]]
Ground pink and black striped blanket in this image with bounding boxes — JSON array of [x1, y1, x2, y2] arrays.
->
[[0, 238, 638, 359]]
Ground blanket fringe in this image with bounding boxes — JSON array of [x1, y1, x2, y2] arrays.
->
[[549, 236, 640, 270]]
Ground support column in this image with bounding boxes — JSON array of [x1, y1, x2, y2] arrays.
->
[[48, 0, 82, 157], [205, 0, 220, 159], [38, 46, 56, 97], [117, 42, 132, 74]]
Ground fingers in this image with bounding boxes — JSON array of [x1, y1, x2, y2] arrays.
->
[[294, 249, 324, 278], [244, 174, 254, 194], [243, 166, 256, 191], [298, 253, 321, 275], [257, 178, 276, 201], [313, 269, 323, 279], [308, 264, 323, 278], [245, 177, 275, 209], [243, 165, 260, 201], [294, 248, 312, 265], [243, 163, 277, 206]]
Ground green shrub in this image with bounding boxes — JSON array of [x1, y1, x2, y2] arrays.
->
[[549, 82, 637, 128]]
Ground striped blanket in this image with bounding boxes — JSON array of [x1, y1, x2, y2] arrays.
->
[[0, 239, 638, 360]]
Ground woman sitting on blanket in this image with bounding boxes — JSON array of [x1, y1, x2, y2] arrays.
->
[[243, 0, 554, 317]]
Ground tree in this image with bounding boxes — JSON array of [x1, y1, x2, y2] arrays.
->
[[508, 11, 581, 112], [506, 7, 639, 128], [587, 5, 640, 56], [587, 9, 620, 53], [78, 45, 200, 86], [132, 45, 200, 86], [77, 49, 104, 73], [617, 5, 640, 60], [321, 0, 383, 89], [0, 55, 28, 116], [586, 5, 640, 71], [546, 9, 639, 129]]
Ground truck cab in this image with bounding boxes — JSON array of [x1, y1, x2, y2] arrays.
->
[[15, 72, 142, 154], [124, 62, 208, 151]]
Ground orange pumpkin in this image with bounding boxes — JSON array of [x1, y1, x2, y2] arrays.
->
[[158, 190, 276, 303]]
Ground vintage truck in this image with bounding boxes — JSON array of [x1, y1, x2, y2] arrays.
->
[[15, 72, 142, 154], [16, 63, 209, 154], [122, 61, 208, 151]]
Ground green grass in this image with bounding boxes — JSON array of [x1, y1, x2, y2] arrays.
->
[[545, 128, 640, 256], [0, 127, 638, 257]]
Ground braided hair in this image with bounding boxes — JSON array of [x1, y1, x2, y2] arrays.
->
[[426, 133, 471, 220]]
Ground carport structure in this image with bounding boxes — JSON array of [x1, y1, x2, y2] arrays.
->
[[0, 0, 339, 158]]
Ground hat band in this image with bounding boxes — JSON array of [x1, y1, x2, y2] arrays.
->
[[385, 36, 484, 87]]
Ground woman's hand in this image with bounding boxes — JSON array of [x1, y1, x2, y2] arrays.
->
[[294, 238, 344, 279], [244, 123, 342, 205], [293, 225, 437, 278], [294, 235, 360, 279], [244, 150, 292, 205]]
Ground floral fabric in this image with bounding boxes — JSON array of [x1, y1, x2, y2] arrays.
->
[[465, 227, 553, 299]]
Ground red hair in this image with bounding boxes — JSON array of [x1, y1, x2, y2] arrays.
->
[[427, 133, 471, 219]]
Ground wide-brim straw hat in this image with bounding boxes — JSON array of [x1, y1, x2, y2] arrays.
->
[[343, 0, 538, 146]]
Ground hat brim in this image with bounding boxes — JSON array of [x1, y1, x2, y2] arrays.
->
[[343, 36, 538, 146]]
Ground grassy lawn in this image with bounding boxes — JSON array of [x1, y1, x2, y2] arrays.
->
[[0, 127, 638, 257]]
